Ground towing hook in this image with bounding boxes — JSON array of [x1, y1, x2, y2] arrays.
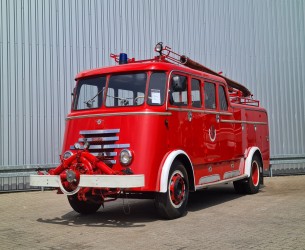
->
[[66, 170, 78, 183]]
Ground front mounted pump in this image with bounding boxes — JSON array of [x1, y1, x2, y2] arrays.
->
[[30, 147, 144, 199]]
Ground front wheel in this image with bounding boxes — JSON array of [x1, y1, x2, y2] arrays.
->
[[233, 155, 262, 194], [155, 161, 189, 219], [68, 194, 102, 214]]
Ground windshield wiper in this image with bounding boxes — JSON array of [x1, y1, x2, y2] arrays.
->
[[106, 94, 130, 106], [106, 95, 145, 106], [84, 88, 105, 108]]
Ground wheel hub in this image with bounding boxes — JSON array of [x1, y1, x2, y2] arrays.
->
[[252, 161, 260, 186], [170, 173, 185, 206]]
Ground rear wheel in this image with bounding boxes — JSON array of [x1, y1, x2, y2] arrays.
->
[[155, 161, 189, 219], [68, 194, 102, 214], [233, 155, 262, 194]]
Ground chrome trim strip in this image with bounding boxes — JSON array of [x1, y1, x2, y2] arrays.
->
[[220, 120, 268, 125], [103, 160, 116, 165], [66, 112, 172, 120], [224, 170, 240, 179], [168, 107, 232, 116], [91, 152, 117, 157], [204, 110, 232, 116], [195, 174, 248, 190], [103, 144, 130, 149], [70, 144, 130, 150], [198, 174, 221, 185], [79, 136, 119, 142], [80, 129, 120, 135]]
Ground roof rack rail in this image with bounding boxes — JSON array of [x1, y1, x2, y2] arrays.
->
[[155, 42, 252, 97]]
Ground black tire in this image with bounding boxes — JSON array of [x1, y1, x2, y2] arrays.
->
[[155, 160, 189, 219], [233, 180, 247, 194], [233, 155, 262, 194], [68, 194, 102, 214]]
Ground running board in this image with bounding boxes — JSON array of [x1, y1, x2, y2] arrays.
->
[[195, 174, 248, 190]]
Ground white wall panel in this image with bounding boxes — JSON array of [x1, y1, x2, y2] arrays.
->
[[0, 0, 304, 168]]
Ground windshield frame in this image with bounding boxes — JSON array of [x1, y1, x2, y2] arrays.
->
[[105, 72, 148, 108], [72, 71, 167, 111], [73, 75, 107, 111]]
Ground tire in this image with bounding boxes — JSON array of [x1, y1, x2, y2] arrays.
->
[[155, 160, 189, 219], [68, 194, 102, 214], [233, 179, 246, 194], [233, 155, 262, 194]]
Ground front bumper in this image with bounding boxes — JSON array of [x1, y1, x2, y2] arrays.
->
[[30, 174, 145, 195]]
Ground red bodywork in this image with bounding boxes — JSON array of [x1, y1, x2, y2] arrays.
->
[[32, 46, 269, 208], [62, 62, 269, 192]]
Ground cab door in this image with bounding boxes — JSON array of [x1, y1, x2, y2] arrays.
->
[[202, 81, 220, 164], [217, 84, 236, 161], [167, 73, 193, 151], [188, 78, 205, 165]]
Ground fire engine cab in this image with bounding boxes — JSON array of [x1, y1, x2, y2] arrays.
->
[[30, 43, 270, 219]]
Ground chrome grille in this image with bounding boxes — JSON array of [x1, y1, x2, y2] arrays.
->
[[70, 129, 129, 165]]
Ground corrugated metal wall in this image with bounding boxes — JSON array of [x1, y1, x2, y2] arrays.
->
[[1, 0, 305, 170]]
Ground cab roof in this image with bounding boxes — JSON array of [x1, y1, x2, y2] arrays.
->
[[75, 61, 226, 84]]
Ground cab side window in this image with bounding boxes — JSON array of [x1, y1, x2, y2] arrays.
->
[[219, 85, 228, 111], [148, 72, 166, 106], [169, 74, 188, 106], [191, 78, 201, 108], [204, 82, 216, 109]]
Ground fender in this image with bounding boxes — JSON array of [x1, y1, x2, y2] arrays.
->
[[159, 150, 194, 193], [244, 147, 262, 177]]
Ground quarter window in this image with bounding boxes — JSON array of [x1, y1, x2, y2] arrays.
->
[[148, 72, 166, 106], [219, 85, 228, 110], [204, 82, 216, 109], [191, 78, 201, 108], [169, 74, 188, 106]]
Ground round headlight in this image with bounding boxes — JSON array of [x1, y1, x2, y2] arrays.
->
[[63, 151, 73, 160], [74, 142, 81, 150], [155, 42, 163, 53], [119, 149, 133, 166]]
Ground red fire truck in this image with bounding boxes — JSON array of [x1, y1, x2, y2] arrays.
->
[[31, 43, 269, 219]]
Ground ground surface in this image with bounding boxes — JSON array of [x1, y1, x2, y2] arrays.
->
[[0, 176, 305, 250]]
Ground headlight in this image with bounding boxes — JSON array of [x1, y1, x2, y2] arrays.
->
[[119, 149, 133, 166], [63, 151, 73, 160]]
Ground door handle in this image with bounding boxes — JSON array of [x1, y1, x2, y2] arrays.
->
[[216, 114, 220, 123], [188, 111, 192, 122]]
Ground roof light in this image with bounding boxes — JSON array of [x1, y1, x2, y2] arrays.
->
[[155, 42, 163, 55], [119, 53, 128, 64]]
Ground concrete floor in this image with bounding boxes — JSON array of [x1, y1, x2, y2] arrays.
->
[[0, 175, 305, 249]]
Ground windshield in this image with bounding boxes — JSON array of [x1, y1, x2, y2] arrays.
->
[[106, 73, 147, 107], [74, 76, 106, 110], [73, 72, 166, 110]]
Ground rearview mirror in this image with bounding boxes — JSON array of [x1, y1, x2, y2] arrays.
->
[[172, 75, 186, 91]]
